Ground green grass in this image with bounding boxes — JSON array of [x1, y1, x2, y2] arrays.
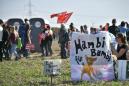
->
[[0, 41, 129, 86], [0, 57, 129, 86]]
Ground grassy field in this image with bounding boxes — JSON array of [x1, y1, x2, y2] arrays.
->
[[0, 41, 129, 86]]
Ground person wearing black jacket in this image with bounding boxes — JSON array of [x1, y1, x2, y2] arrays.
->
[[2, 24, 10, 60], [108, 19, 119, 37], [58, 24, 69, 59]]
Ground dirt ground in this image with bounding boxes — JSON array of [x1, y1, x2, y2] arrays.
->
[[29, 40, 61, 59]]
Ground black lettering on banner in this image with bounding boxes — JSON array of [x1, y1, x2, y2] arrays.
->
[[97, 50, 101, 56], [82, 41, 87, 49], [74, 39, 83, 54], [101, 51, 111, 61], [102, 37, 105, 48], [91, 49, 96, 56], [106, 54, 111, 61], [96, 37, 101, 48], [101, 51, 106, 58], [75, 56, 83, 65], [90, 49, 111, 61], [88, 42, 94, 48]]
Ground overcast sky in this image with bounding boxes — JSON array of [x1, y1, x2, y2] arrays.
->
[[0, 0, 129, 28]]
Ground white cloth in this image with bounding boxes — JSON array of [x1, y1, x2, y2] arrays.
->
[[0, 25, 3, 41], [49, 29, 53, 35]]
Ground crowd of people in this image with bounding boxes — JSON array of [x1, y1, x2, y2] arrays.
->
[[0, 18, 55, 62], [58, 19, 129, 61], [0, 19, 32, 61], [0, 18, 129, 62]]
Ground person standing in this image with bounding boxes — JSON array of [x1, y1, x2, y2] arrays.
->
[[9, 26, 20, 60], [19, 18, 31, 58], [112, 33, 128, 60], [58, 24, 69, 59], [46, 25, 53, 56], [80, 25, 85, 33], [83, 25, 88, 34], [0, 21, 3, 62], [118, 21, 127, 38], [68, 23, 75, 41], [38, 30, 46, 56], [108, 19, 119, 37], [2, 24, 10, 60]]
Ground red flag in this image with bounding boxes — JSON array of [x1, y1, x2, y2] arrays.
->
[[50, 11, 73, 24], [50, 13, 58, 18], [50, 11, 67, 18], [57, 12, 73, 23]]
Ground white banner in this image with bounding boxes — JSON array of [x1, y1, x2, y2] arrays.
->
[[70, 31, 115, 81]]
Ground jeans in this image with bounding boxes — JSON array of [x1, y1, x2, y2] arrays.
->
[[0, 41, 3, 61], [10, 43, 19, 58], [48, 40, 53, 55], [40, 41, 48, 56], [40, 44, 45, 56], [22, 44, 29, 58], [3, 45, 10, 60], [60, 43, 66, 58]]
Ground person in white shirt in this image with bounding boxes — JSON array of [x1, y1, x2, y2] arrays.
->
[[0, 25, 3, 41], [0, 22, 3, 62]]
